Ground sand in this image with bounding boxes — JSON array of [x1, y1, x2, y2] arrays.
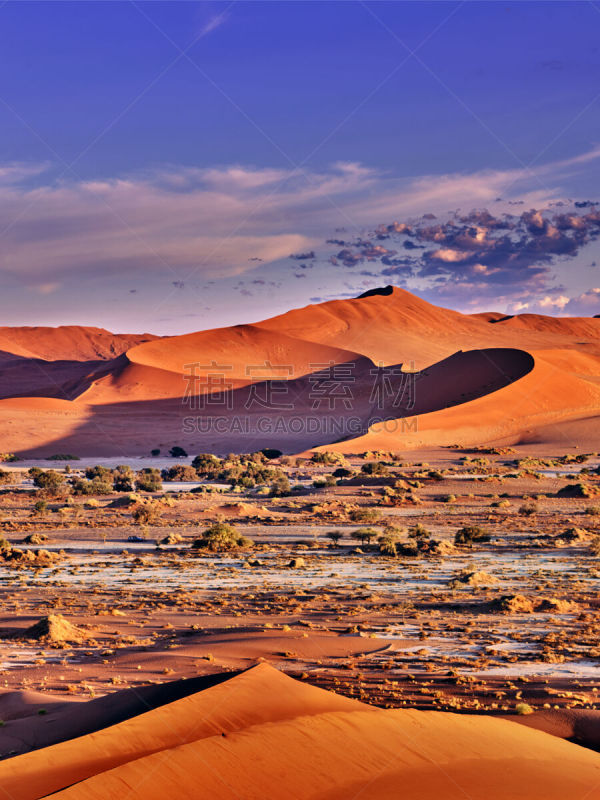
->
[[2, 664, 599, 800], [0, 285, 598, 455]]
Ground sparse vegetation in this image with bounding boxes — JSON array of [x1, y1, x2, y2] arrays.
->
[[136, 468, 163, 492], [133, 501, 163, 526], [361, 462, 389, 477], [518, 502, 538, 516], [162, 464, 199, 482], [326, 530, 343, 546], [349, 508, 382, 523], [454, 525, 490, 547], [354, 527, 378, 546], [192, 522, 253, 552]]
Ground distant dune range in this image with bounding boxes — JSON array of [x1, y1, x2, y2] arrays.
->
[[0, 287, 599, 455], [1, 664, 600, 800]]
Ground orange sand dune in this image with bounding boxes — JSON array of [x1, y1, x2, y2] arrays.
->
[[80, 325, 361, 404], [488, 312, 600, 338], [70, 324, 362, 406], [3, 665, 600, 800], [257, 287, 600, 366], [0, 325, 156, 362], [127, 324, 360, 379], [337, 348, 600, 452], [1, 287, 599, 454], [0, 664, 368, 800], [256, 286, 487, 366]]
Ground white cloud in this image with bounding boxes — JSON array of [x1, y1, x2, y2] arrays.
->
[[539, 295, 570, 310], [0, 147, 598, 292]]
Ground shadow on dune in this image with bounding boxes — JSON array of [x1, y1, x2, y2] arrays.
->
[[12, 347, 534, 456], [0, 353, 128, 401], [0, 670, 240, 758]]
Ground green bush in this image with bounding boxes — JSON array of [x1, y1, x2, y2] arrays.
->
[[361, 462, 389, 476], [349, 508, 382, 523], [354, 527, 378, 545], [192, 522, 253, 552], [408, 523, 431, 541], [333, 467, 352, 478], [261, 448, 282, 460], [518, 502, 538, 516], [192, 453, 221, 475], [162, 464, 199, 481], [311, 451, 343, 465], [133, 502, 162, 526], [270, 475, 291, 497], [136, 468, 163, 492], [0, 469, 13, 486], [33, 499, 48, 515], [113, 476, 134, 492], [71, 477, 113, 496], [33, 470, 64, 490]]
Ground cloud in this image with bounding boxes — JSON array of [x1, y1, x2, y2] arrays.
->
[[326, 192, 600, 312], [562, 287, 600, 315], [0, 162, 51, 184], [538, 294, 570, 310], [31, 282, 60, 295], [197, 11, 229, 38], [1, 147, 599, 308]]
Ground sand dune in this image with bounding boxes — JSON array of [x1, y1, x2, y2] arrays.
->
[[340, 347, 600, 452], [2, 664, 600, 800], [81, 325, 362, 404], [0, 287, 599, 454], [127, 324, 360, 378], [0, 326, 156, 362], [256, 286, 487, 367]]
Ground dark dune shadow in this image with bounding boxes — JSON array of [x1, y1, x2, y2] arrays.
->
[[0, 354, 127, 401], [0, 670, 240, 757]]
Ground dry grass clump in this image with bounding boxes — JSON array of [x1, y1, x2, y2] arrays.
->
[[454, 525, 490, 547]]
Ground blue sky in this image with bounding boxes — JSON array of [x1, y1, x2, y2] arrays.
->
[[0, 1, 599, 332]]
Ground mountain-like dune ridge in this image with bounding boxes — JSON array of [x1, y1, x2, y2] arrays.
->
[[81, 324, 363, 404], [2, 664, 600, 800], [0, 664, 370, 800], [0, 325, 157, 363], [0, 287, 599, 454]]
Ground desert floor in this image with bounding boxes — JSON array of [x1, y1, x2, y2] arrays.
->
[[0, 444, 599, 762]]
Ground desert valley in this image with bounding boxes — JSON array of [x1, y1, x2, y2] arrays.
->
[[0, 287, 599, 796]]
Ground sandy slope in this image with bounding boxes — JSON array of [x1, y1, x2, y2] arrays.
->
[[334, 347, 600, 452], [81, 325, 362, 404], [0, 326, 156, 362], [2, 664, 600, 800], [0, 287, 599, 454]]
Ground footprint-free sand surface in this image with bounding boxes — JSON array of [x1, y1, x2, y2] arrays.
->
[[2, 664, 600, 800]]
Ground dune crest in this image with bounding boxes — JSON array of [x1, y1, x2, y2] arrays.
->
[[2, 664, 600, 800]]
